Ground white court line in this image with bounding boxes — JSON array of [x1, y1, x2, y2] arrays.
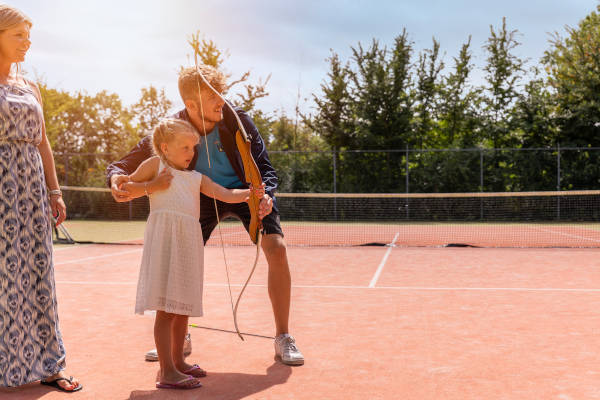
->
[[54, 280, 600, 292], [53, 243, 96, 252], [531, 226, 600, 243], [368, 232, 399, 288], [54, 248, 142, 266]]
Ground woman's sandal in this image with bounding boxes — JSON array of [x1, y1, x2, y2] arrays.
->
[[156, 376, 202, 390], [41, 376, 83, 392], [183, 364, 207, 378]]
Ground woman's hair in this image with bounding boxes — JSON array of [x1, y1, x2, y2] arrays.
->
[[0, 4, 32, 30], [178, 64, 227, 103], [0, 5, 32, 79], [152, 118, 197, 161]]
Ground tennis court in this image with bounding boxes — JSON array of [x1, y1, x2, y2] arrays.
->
[[3, 234, 600, 399]]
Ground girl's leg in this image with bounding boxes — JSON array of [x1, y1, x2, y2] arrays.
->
[[155, 311, 190, 383], [172, 314, 194, 371]]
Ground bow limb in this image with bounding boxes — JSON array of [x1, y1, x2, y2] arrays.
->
[[232, 128, 264, 340], [190, 40, 264, 340]]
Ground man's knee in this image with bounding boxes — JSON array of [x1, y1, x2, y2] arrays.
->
[[261, 233, 287, 258]]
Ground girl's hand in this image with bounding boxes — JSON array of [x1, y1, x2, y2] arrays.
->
[[50, 194, 67, 226], [150, 168, 173, 193]]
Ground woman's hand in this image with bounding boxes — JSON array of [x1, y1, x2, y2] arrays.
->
[[50, 194, 67, 226]]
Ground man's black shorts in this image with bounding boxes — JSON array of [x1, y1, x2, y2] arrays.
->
[[199, 193, 283, 244]]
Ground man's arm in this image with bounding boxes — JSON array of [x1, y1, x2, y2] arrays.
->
[[105, 135, 154, 188], [236, 108, 278, 198]]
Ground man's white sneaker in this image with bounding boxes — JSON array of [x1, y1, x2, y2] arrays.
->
[[274, 334, 304, 365], [145, 333, 192, 361]]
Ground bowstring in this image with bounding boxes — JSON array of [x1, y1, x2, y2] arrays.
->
[[194, 55, 237, 325], [193, 55, 262, 341]]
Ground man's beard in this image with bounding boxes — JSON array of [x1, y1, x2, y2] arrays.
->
[[198, 110, 223, 124]]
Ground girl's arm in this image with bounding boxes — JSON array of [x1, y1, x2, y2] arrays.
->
[[200, 176, 251, 204], [121, 157, 173, 199]]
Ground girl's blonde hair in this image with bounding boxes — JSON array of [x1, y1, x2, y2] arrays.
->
[[0, 5, 32, 80], [152, 118, 197, 161]]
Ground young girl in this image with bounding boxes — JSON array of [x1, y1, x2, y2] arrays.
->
[[122, 118, 257, 390]]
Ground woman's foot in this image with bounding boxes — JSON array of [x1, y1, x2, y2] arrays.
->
[[41, 371, 82, 392]]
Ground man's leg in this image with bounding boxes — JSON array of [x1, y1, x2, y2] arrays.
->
[[261, 233, 291, 335], [255, 206, 304, 365], [261, 233, 304, 365], [203, 200, 304, 365]]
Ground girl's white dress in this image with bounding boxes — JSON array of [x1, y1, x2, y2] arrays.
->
[[135, 160, 204, 316]]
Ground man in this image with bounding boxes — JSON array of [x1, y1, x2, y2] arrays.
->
[[106, 65, 304, 366]]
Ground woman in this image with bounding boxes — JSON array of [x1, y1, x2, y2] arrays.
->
[[0, 5, 81, 392]]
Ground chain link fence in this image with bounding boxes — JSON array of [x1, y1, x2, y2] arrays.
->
[[56, 146, 600, 193], [269, 146, 600, 193]]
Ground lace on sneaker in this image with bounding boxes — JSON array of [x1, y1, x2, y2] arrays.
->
[[282, 336, 299, 352]]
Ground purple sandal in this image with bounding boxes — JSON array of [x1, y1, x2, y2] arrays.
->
[[156, 376, 202, 389], [183, 364, 207, 378]]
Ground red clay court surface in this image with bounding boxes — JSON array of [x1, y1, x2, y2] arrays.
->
[[3, 243, 600, 399], [192, 222, 600, 247]]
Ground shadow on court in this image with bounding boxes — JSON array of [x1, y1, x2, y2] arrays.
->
[[128, 362, 292, 400]]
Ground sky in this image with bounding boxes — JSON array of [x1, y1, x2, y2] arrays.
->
[[18, 0, 597, 118]]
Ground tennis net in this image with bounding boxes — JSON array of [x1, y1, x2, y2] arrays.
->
[[55, 186, 600, 248]]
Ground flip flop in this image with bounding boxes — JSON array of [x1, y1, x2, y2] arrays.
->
[[183, 364, 207, 378], [41, 376, 83, 392], [156, 376, 202, 389]]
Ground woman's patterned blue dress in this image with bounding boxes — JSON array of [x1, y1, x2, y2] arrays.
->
[[0, 83, 66, 387]]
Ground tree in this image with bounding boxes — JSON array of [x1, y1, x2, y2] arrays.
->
[[413, 38, 444, 147], [129, 86, 172, 138], [38, 83, 137, 186], [438, 36, 480, 147], [307, 50, 354, 149], [543, 5, 600, 147], [512, 66, 557, 147], [481, 17, 525, 148], [268, 110, 330, 192], [348, 34, 413, 149], [188, 32, 269, 116]]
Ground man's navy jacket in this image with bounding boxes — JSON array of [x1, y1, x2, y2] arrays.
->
[[105, 105, 279, 206]]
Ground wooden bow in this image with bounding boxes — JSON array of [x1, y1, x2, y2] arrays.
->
[[235, 128, 263, 244], [191, 39, 263, 341]]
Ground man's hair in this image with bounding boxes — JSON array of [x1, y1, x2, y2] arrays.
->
[[178, 65, 227, 102], [152, 118, 197, 161]]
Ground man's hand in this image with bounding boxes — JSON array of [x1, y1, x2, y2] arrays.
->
[[258, 193, 273, 219], [250, 183, 266, 198], [110, 174, 131, 202]]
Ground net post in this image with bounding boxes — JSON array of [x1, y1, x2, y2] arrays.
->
[[557, 143, 561, 220], [332, 147, 337, 221], [64, 153, 69, 186], [405, 144, 409, 219], [480, 148, 484, 220]]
